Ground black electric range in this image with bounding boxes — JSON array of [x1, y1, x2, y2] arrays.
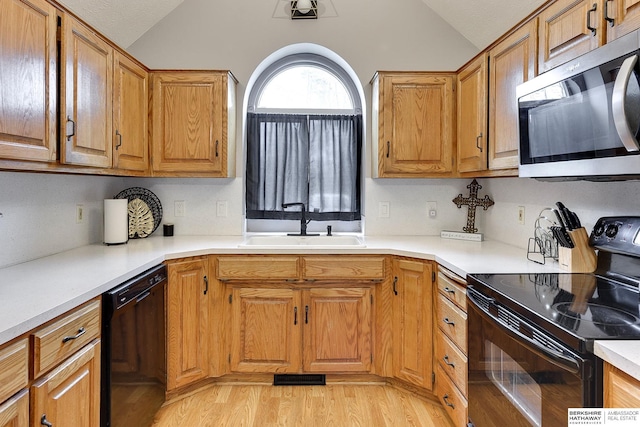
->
[[466, 217, 640, 426], [468, 216, 640, 355]]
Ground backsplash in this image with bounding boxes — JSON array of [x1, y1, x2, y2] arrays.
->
[[1, 171, 638, 269]]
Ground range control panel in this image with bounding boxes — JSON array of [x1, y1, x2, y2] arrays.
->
[[590, 216, 640, 255]]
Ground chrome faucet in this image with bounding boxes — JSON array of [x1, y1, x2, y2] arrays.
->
[[282, 202, 319, 236]]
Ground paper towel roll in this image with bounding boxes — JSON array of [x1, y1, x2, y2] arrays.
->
[[104, 199, 129, 245]]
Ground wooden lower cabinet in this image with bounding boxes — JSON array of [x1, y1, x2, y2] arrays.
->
[[230, 287, 372, 374], [31, 339, 101, 427], [166, 258, 210, 391], [230, 288, 302, 373], [303, 288, 372, 373], [0, 390, 28, 427], [604, 362, 640, 407], [391, 258, 434, 390]]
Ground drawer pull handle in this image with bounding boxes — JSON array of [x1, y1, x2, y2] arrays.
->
[[305, 305, 309, 324], [443, 394, 455, 409], [294, 306, 298, 325], [41, 414, 53, 427], [443, 317, 455, 326], [62, 327, 86, 343], [443, 355, 456, 368], [443, 286, 456, 295], [393, 276, 398, 296], [586, 3, 597, 36]]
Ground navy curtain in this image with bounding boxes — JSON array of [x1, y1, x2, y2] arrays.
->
[[246, 113, 361, 221]]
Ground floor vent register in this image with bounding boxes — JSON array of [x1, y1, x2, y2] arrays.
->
[[273, 374, 326, 386]]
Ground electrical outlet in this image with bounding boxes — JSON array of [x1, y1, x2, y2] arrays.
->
[[378, 202, 390, 218], [426, 201, 437, 218], [76, 204, 84, 223], [175, 200, 185, 217], [518, 206, 525, 225]]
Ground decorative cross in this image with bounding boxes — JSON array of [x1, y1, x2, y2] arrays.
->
[[452, 179, 494, 233]]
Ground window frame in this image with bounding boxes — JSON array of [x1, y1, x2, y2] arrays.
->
[[245, 52, 364, 234]]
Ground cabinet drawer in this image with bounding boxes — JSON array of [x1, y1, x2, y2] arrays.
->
[[32, 299, 101, 377], [437, 270, 466, 311], [436, 364, 468, 427], [436, 294, 467, 353], [303, 256, 385, 280], [0, 339, 28, 404], [436, 332, 467, 396], [217, 256, 299, 280]]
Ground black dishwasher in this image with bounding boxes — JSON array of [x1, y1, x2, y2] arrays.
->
[[101, 264, 167, 427]]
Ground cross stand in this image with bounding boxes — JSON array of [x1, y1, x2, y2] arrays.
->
[[452, 179, 494, 233]]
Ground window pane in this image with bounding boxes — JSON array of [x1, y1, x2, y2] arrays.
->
[[258, 65, 353, 109]]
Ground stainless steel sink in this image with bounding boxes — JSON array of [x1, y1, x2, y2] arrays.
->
[[239, 235, 365, 248]]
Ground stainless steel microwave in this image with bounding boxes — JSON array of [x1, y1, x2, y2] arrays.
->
[[517, 29, 640, 180]]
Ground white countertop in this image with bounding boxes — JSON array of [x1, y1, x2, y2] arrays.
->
[[3, 234, 637, 379], [594, 341, 640, 382], [0, 234, 561, 346]]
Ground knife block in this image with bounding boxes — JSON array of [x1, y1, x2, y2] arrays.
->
[[558, 227, 597, 273]]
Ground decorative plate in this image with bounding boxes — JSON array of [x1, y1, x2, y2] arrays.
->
[[114, 187, 163, 238]]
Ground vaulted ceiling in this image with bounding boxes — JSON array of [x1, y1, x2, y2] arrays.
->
[[57, 0, 546, 50]]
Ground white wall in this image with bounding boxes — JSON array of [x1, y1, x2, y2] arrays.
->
[[0, 172, 127, 268], [2, 0, 639, 269]]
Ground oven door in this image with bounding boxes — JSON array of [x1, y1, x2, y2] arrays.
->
[[467, 286, 596, 427]]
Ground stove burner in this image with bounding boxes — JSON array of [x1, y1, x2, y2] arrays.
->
[[554, 302, 640, 326]]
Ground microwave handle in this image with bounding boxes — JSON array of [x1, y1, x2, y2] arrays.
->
[[612, 54, 640, 152]]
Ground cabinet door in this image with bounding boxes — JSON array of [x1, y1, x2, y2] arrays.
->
[[377, 73, 454, 177], [489, 20, 537, 170], [0, 389, 28, 427], [392, 259, 434, 390], [230, 288, 301, 373], [167, 258, 209, 390], [151, 71, 227, 176], [31, 340, 101, 427], [606, 0, 640, 42], [303, 288, 372, 373], [113, 52, 149, 172], [457, 54, 488, 173], [0, 0, 57, 163], [539, 0, 605, 73], [60, 14, 113, 168], [604, 362, 640, 407]]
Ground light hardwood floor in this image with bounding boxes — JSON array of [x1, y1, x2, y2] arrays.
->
[[151, 384, 453, 426]]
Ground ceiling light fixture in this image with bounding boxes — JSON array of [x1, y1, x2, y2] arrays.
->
[[291, 0, 317, 19]]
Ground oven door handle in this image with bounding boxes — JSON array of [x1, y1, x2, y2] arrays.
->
[[467, 287, 581, 374]]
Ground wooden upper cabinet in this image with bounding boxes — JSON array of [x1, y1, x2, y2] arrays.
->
[[539, 0, 605, 73], [60, 13, 113, 168], [489, 19, 537, 170], [150, 71, 236, 177], [113, 52, 149, 172], [606, 0, 640, 42], [0, 0, 57, 163], [372, 72, 454, 177], [457, 53, 488, 173]]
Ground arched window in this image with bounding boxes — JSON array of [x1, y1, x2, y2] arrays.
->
[[245, 53, 363, 233]]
